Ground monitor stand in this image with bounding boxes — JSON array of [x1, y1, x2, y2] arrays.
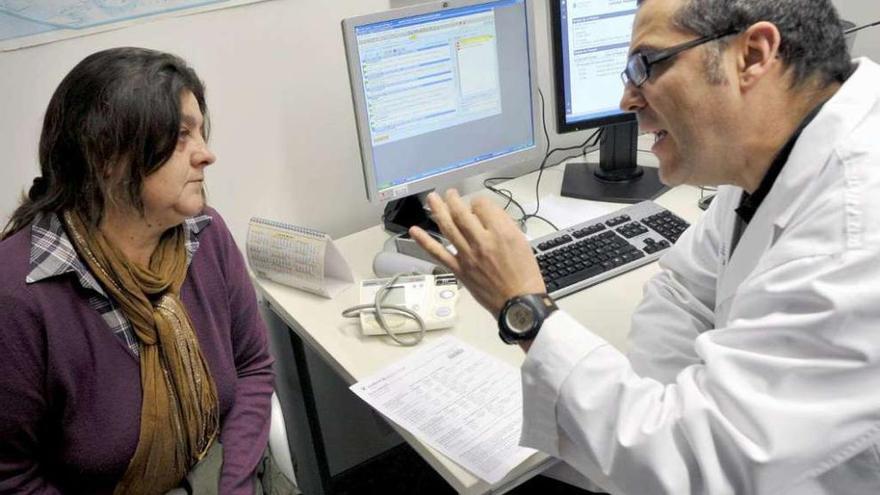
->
[[382, 192, 440, 235], [381, 192, 448, 265], [560, 121, 667, 203]]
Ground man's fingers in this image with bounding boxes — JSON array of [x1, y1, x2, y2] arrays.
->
[[445, 190, 487, 246], [425, 192, 472, 256], [408, 226, 461, 272], [471, 196, 519, 233]]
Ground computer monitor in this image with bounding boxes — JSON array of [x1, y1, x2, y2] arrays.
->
[[550, 0, 666, 203], [342, 0, 542, 233]]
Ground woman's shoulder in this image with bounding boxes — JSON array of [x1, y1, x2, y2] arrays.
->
[[0, 226, 36, 291], [0, 226, 41, 320]]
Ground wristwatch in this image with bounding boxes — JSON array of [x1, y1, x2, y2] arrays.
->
[[497, 293, 558, 344]]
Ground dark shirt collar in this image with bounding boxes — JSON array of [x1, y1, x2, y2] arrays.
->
[[735, 101, 828, 224]]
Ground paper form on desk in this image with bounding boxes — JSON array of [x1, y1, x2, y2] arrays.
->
[[350, 336, 536, 484], [519, 195, 615, 240]]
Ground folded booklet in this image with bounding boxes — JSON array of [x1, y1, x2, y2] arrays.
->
[[246, 217, 353, 298]]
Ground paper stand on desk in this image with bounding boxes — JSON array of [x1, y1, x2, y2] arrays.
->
[[246, 217, 353, 298]]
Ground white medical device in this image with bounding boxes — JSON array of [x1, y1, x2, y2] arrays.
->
[[358, 273, 458, 335], [342, 273, 459, 347]]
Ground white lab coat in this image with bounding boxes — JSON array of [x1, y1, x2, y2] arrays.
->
[[521, 58, 880, 495]]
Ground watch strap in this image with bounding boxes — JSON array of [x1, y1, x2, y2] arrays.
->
[[497, 293, 558, 344]]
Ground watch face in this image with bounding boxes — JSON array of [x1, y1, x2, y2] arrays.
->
[[505, 302, 535, 334]]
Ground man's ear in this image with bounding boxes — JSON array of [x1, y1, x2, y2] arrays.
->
[[736, 21, 782, 91]]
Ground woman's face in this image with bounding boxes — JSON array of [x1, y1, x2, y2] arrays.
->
[[140, 90, 216, 229]]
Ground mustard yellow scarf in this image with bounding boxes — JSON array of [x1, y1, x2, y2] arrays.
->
[[64, 210, 219, 494]]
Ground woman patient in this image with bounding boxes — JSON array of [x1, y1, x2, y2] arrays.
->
[[0, 47, 277, 494]]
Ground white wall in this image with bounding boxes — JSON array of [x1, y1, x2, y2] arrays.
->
[[1, 0, 878, 246], [0, 0, 570, 245], [0, 0, 390, 244], [835, 0, 880, 60]]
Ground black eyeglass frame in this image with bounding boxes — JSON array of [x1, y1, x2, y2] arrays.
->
[[621, 29, 739, 88]]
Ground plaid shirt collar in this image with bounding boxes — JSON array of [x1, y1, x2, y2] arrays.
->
[[26, 211, 213, 288]]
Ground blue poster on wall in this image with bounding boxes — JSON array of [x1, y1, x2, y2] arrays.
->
[[0, 0, 268, 51]]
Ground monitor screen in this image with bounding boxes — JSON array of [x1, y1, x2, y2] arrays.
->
[[555, 0, 637, 131], [343, 0, 540, 203], [550, 0, 666, 203]]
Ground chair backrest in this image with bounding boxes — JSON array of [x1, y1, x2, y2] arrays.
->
[[269, 391, 298, 486]]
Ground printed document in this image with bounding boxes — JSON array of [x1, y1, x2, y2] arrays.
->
[[350, 336, 536, 484]]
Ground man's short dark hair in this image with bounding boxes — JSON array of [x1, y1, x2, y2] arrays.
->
[[639, 0, 852, 88]]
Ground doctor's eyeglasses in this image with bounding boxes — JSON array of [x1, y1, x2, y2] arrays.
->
[[621, 29, 740, 88]]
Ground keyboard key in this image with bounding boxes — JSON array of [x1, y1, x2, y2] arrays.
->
[[554, 264, 605, 290], [573, 223, 606, 239], [605, 215, 631, 227], [617, 222, 649, 238], [641, 210, 689, 243]]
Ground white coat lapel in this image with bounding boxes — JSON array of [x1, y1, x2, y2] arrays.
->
[[716, 194, 778, 306], [715, 60, 876, 310], [713, 59, 878, 325]]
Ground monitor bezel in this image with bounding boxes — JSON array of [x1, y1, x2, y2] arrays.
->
[[342, 0, 543, 204], [549, 0, 636, 134]]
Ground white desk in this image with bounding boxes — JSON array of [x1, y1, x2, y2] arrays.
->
[[256, 161, 705, 494]]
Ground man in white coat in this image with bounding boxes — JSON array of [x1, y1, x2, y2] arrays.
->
[[410, 0, 880, 493]]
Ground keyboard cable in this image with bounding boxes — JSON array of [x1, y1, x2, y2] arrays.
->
[[483, 87, 603, 233]]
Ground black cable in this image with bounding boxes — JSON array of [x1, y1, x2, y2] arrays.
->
[[544, 128, 603, 156], [542, 128, 603, 171], [497, 187, 516, 211], [486, 183, 515, 210], [482, 95, 601, 182], [483, 180, 528, 218], [518, 90, 605, 231], [522, 125, 601, 225], [524, 213, 560, 231], [845, 20, 880, 35], [484, 178, 558, 230], [526, 88, 554, 219], [482, 87, 603, 233]]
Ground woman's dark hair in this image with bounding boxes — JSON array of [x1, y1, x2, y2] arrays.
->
[[2, 47, 209, 240]]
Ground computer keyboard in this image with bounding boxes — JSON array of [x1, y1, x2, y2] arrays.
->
[[531, 201, 690, 299]]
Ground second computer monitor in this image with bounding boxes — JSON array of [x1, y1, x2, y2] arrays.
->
[[556, 0, 635, 131], [342, 0, 542, 231], [551, 0, 666, 203]]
